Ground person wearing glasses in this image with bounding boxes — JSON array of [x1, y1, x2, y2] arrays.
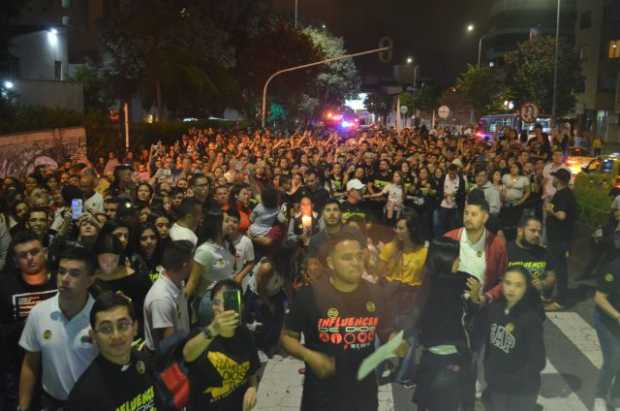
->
[[17, 243, 98, 411], [0, 231, 56, 411], [67, 292, 159, 411]]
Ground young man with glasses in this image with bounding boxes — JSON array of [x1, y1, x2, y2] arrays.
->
[[0, 231, 56, 411], [17, 243, 98, 411], [67, 292, 159, 411]]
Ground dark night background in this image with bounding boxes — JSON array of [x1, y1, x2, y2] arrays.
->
[[273, 0, 496, 86]]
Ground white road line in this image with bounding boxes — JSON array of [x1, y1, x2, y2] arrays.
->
[[255, 355, 395, 411], [538, 359, 588, 411], [547, 312, 602, 369]]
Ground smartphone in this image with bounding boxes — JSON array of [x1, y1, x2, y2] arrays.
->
[[71, 199, 83, 220], [223, 289, 242, 316]]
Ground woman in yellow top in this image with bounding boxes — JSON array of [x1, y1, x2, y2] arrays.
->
[[378, 215, 428, 288], [376, 214, 428, 386]]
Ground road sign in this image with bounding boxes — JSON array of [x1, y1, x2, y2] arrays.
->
[[400, 105, 408, 114], [520, 102, 539, 123], [437, 105, 450, 119]]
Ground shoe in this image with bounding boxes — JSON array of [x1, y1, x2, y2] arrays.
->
[[593, 397, 607, 411], [475, 380, 483, 399]]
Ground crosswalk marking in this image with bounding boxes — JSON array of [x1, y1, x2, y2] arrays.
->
[[255, 355, 395, 411], [547, 312, 602, 369], [539, 359, 588, 411]]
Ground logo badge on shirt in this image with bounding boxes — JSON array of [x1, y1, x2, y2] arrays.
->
[[43, 329, 52, 340], [136, 360, 146, 375], [366, 301, 376, 313], [505, 322, 514, 335], [605, 273, 614, 283], [327, 308, 339, 318]]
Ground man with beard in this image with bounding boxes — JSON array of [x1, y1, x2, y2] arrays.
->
[[507, 215, 556, 300]]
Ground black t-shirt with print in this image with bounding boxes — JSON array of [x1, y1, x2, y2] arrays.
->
[[66, 351, 159, 411], [285, 275, 395, 411], [596, 257, 620, 337], [506, 241, 555, 282], [187, 325, 260, 411], [0, 272, 56, 365]]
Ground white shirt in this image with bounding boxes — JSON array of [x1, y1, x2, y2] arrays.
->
[[169, 223, 198, 248], [458, 229, 487, 286], [84, 191, 104, 213], [19, 294, 97, 400], [441, 175, 460, 209], [226, 235, 255, 272], [143, 275, 190, 351]]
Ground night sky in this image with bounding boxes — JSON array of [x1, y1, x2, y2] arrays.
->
[[273, 0, 496, 86]]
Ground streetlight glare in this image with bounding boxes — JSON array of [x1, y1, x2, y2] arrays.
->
[[3, 80, 14, 90], [406, 57, 413, 64], [47, 28, 58, 47], [467, 24, 475, 32]]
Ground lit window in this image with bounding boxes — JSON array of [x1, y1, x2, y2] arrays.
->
[[609, 40, 620, 59]]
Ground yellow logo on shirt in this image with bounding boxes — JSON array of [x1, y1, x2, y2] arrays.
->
[[136, 360, 146, 375], [505, 323, 514, 334], [43, 330, 52, 340], [327, 308, 339, 318], [605, 273, 614, 283], [366, 301, 376, 313], [204, 352, 250, 400]]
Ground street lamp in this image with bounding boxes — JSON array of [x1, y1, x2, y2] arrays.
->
[[406, 57, 413, 64], [465, 24, 488, 67], [467, 24, 475, 33], [3, 80, 14, 90]]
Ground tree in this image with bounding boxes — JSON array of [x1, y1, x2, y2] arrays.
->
[[235, 20, 324, 119], [504, 35, 583, 117], [67, 63, 115, 113], [412, 82, 441, 113], [100, 0, 240, 119], [456, 64, 509, 115], [302, 27, 360, 108]]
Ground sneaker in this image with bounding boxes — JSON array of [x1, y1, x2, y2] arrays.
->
[[593, 397, 607, 411], [475, 380, 484, 399]]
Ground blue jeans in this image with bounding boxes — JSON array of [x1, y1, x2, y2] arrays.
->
[[594, 310, 620, 399]]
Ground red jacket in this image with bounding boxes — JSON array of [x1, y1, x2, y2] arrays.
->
[[445, 228, 507, 301]]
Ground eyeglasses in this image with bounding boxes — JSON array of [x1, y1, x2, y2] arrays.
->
[[95, 319, 133, 335]]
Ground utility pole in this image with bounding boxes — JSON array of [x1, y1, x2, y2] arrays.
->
[[551, 0, 561, 127]]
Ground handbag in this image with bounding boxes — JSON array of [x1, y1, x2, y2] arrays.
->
[[151, 333, 191, 410]]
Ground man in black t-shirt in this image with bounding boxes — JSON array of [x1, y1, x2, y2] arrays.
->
[[507, 215, 556, 300], [281, 230, 405, 411], [67, 292, 159, 411], [544, 168, 577, 310], [0, 231, 56, 411]]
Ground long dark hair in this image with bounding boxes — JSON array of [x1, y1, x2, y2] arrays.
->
[[397, 212, 424, 248], [199, 210, 224, 244], [425, 237, 460, 276], [501, 266, 545, 320], [133, 223, 161, 265]]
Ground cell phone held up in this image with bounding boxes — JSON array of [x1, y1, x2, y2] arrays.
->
[[223, 289, 242, 318], [71, 199, 84, 220]]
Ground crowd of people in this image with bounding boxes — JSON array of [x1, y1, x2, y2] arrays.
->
[[0, 124, 618, 411]]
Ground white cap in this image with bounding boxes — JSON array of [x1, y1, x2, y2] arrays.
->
[[346, 178, 365, 192]]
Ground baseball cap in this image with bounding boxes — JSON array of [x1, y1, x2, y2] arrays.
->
[[346, 179, 365, 192], [551, 168, 571, 183]]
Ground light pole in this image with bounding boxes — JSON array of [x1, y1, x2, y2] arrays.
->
[[551, 0, 561, 127], [261, 46, 391, 128]]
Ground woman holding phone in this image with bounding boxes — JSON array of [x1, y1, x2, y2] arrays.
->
[[183, 279, 260, 411]]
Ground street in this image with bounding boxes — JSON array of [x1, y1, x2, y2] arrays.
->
[[255, 234, 604, 411]]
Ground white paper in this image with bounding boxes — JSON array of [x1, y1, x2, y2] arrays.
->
[[356, 330, 404, 381]]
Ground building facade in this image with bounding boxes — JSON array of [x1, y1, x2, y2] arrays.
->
[[575, 0, 620, 142]]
